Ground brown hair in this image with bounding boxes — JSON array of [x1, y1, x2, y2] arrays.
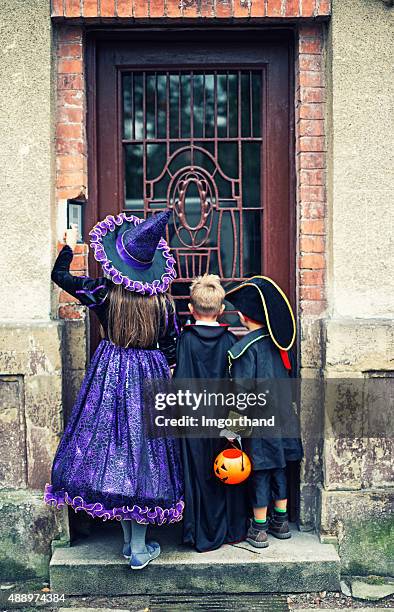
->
[[190, 274, 225, 315], [107, 284, 172, 349]]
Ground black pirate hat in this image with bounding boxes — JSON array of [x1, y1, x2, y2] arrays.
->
[[226, 276, 296, 351]]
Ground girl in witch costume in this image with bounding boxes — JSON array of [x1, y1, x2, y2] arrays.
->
[[226, 277, 303, 548], [44, 210, 184, 570]]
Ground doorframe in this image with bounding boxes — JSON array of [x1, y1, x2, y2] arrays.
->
[[57, 23, 328, 530], [85, 30, 301, 523]]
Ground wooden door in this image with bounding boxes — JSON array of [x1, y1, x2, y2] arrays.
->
[[86, 29, 298, 521], [87, 31, 294, 320]]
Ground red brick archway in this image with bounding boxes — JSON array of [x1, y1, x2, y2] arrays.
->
[[51, 0, 329, 535], [52, 0, 330, 19], [52, 1, 328, 326]]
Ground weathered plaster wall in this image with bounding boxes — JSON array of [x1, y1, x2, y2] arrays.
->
[[0, 0, 54, 321], [327, 0, 394, 318], [0, 0, 67, 580], [321, 0, 394, 568]]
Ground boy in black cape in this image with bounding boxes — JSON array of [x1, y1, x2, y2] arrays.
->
[[174, 275, 249, 552], [226, 276, 303, 548]]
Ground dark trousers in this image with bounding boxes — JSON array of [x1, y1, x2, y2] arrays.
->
[[250, 467, 287, 508]]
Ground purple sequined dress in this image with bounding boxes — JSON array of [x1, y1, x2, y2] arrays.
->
[[45, 339, 184, 524]]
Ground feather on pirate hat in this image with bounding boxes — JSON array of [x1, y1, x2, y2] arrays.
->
[[89, 210, 176, 295]]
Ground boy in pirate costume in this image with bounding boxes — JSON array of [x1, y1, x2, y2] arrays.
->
[[226, 277, 303, 548], [174, 275, 249, 552]]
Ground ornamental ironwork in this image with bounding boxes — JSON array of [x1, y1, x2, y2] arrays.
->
[[122, 70, 264, 313]]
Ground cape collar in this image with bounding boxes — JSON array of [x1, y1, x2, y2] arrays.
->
[[195, 320, 220, 326], [228, 328, 269, 361], [183, 323, 229, 329]]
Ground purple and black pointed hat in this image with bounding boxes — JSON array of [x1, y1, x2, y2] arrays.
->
[[89, 210, 176, 295]]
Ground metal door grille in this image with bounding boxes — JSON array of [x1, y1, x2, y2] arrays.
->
[[121, 69, 264, 312]]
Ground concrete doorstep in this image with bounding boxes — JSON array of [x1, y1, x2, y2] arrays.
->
[[50, 524, 340, 597]]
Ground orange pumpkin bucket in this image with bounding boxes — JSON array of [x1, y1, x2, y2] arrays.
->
[[214, 447, 252, 485]]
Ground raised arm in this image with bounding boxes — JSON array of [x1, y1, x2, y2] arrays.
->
[[52, 226, 108, 308]]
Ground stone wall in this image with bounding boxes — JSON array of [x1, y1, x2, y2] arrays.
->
[[0, 0, 68, 580], [318, 318, 394, 575], [0, 324, 69, 579], [317, 0, 394, 575]]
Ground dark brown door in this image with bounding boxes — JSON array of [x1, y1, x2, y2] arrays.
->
[[86, 30, 298, 521], [87, 30, 294, 328]]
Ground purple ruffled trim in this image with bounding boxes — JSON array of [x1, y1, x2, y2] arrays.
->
[[44, 484, 184, 525], [89, 213, 177, 296]]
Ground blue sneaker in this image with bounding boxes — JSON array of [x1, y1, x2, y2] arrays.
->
[[122, 540, 159, 560], [129, 541, 161, 570]]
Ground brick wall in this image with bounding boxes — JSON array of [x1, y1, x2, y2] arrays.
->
[[51, 0, 330, 19], [56, 26, 86, 202], [56, 26, 88, 320], [54, 20, 328, 321], [296, 24, 326, 316]]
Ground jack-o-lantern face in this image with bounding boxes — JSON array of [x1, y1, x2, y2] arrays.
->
[[214, 448, 252, 485]]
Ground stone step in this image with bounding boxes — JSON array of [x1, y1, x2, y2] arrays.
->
[[50, 524, 340, 597]]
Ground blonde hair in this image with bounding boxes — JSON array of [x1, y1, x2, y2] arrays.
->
[[190, 274, 225, 316], [107, 284, 173, 348]]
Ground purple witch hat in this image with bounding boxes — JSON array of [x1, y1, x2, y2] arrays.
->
[[89, 210, 176, 295]]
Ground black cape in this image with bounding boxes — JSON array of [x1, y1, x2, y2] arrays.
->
[[228, 328, 303, 471], [174, 324, 249, 552]]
